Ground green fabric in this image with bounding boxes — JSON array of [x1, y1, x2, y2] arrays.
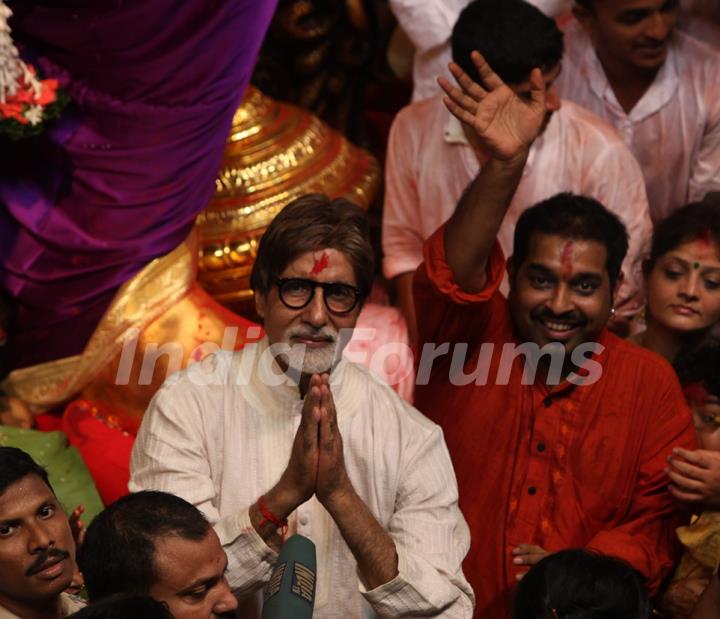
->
[[0, 426, 103, 523]]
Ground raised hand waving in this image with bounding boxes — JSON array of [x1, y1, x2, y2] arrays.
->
[[438, 51, 547, 162]]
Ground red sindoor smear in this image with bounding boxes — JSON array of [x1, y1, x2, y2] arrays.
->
[[698, 227, 714, 248], [311, 251, 330, 274], [561, 241, 573, 279]]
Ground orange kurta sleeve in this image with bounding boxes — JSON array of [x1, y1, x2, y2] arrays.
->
[[413, 223, 507, 348]]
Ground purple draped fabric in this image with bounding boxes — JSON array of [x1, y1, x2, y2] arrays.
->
[[1, 1, 277, 368]]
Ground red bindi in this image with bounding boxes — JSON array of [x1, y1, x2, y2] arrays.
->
[[310, 251, 330, 275], [560, 241, 573, 280]]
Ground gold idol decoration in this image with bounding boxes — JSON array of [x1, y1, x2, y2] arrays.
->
[[195, 86, 380, 313]]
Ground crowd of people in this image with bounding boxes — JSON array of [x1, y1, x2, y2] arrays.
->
[[2, 0, 720, 618]]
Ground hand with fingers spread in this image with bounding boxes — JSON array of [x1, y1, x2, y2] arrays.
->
[[512, 544, 549, 580], [315, 374, 352, 507], [438, 51, 547, 162], [667, 448, 720, 507]]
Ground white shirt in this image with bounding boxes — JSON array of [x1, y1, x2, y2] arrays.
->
[[388, 0, 572, 102], [382, 96, 653, 319], [556, 20, 720, 223], [130, 340, 473, 619], [0, 594, 84, 619]]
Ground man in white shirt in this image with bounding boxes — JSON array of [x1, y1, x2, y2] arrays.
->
[[557, 0, 720, 222], [0, 447, 84, 619], [383, 0, 652, 342], [130, 194, 473, 618], [388, 0, 572, 102]]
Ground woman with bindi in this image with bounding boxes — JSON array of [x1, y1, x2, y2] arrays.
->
[[630, 199, 720, 363]]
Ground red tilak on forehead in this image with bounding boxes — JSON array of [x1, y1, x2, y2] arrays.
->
[[697, 227, 714, 248], [561, 241, 573, 279], [310, 251, 330, 274], [683, 382, 710, 405]]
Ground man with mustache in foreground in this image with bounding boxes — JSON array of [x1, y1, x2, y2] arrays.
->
[[556, 0, 720, 222], [130, 195, 474, 618], [0, 447, 84, 619], [413, 51, 696, 617]]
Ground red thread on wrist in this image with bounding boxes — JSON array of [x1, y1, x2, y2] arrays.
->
[[257, 496, 288, 538]]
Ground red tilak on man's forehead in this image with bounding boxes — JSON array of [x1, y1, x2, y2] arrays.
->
[[310, 251, 330, 274], [561, 241, 573, 279]]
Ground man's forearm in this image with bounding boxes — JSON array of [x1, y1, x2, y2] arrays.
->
[[445, 152, 528, 292], [325, 487, 399, 590]]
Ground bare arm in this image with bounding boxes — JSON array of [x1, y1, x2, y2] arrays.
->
[[437, 52, 547, 292]]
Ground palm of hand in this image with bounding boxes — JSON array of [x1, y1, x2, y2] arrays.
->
[[472, 87, 545, 161]]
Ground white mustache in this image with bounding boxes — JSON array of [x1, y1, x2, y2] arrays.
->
[[285, 326, 338, 343]]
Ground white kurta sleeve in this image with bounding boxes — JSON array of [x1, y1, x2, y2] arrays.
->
[[688, 78, 720, 203], [361, 424, 474, 618], [581, 132, 653, 320], [382, 108, 427, 280], [129, 371, 277, 596]]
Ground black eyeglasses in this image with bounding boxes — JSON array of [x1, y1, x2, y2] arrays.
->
[[275, 278, 363, 314]]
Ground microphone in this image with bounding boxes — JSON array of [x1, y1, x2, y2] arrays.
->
[[261, 535, 317, 619]]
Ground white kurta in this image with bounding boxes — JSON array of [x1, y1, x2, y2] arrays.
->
[[382, 96, 653, 319], [388, 0, 573, 102], [130, 340, 473, 618], [556, 20, 720, 223]]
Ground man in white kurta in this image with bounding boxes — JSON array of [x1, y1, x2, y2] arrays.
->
[[382, 94, 653, 320], [556, 16, 720, 223], [388, 0, 573, 102], [130, 196, 473, 619]]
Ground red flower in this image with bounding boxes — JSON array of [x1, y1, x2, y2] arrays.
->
[[0, 101, 28, 123], [36, 79, 59, 106]]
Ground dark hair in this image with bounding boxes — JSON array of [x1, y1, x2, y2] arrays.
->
[[451, 0, 564, 85], [574, 0, 595, 10], [512, 193, 629, 289], [250, 193, 374, 299], [646, 200, 720, 273], [78, 491, 211, 600], [674, 345, 720, 396], [0, 446, 52, 495], [69, 594, 173, 619], [512, 549, 651, 619]]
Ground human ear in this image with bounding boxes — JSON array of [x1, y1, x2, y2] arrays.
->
[[254, 292, 266, 320]]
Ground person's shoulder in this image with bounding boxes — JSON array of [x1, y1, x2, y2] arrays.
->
[[672, 31, 720, 86], [606, 332, 679, 384], [674, 30, 720, 66], [555, 100, 626, 147], [156, 349, 237, 391], [393, 94, 446, 129]]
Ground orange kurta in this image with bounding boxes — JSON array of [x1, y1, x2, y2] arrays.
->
[[414, 227, 696, 618]]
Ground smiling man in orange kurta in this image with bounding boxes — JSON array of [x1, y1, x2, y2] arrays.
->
[[412, 48, 696, 617]]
